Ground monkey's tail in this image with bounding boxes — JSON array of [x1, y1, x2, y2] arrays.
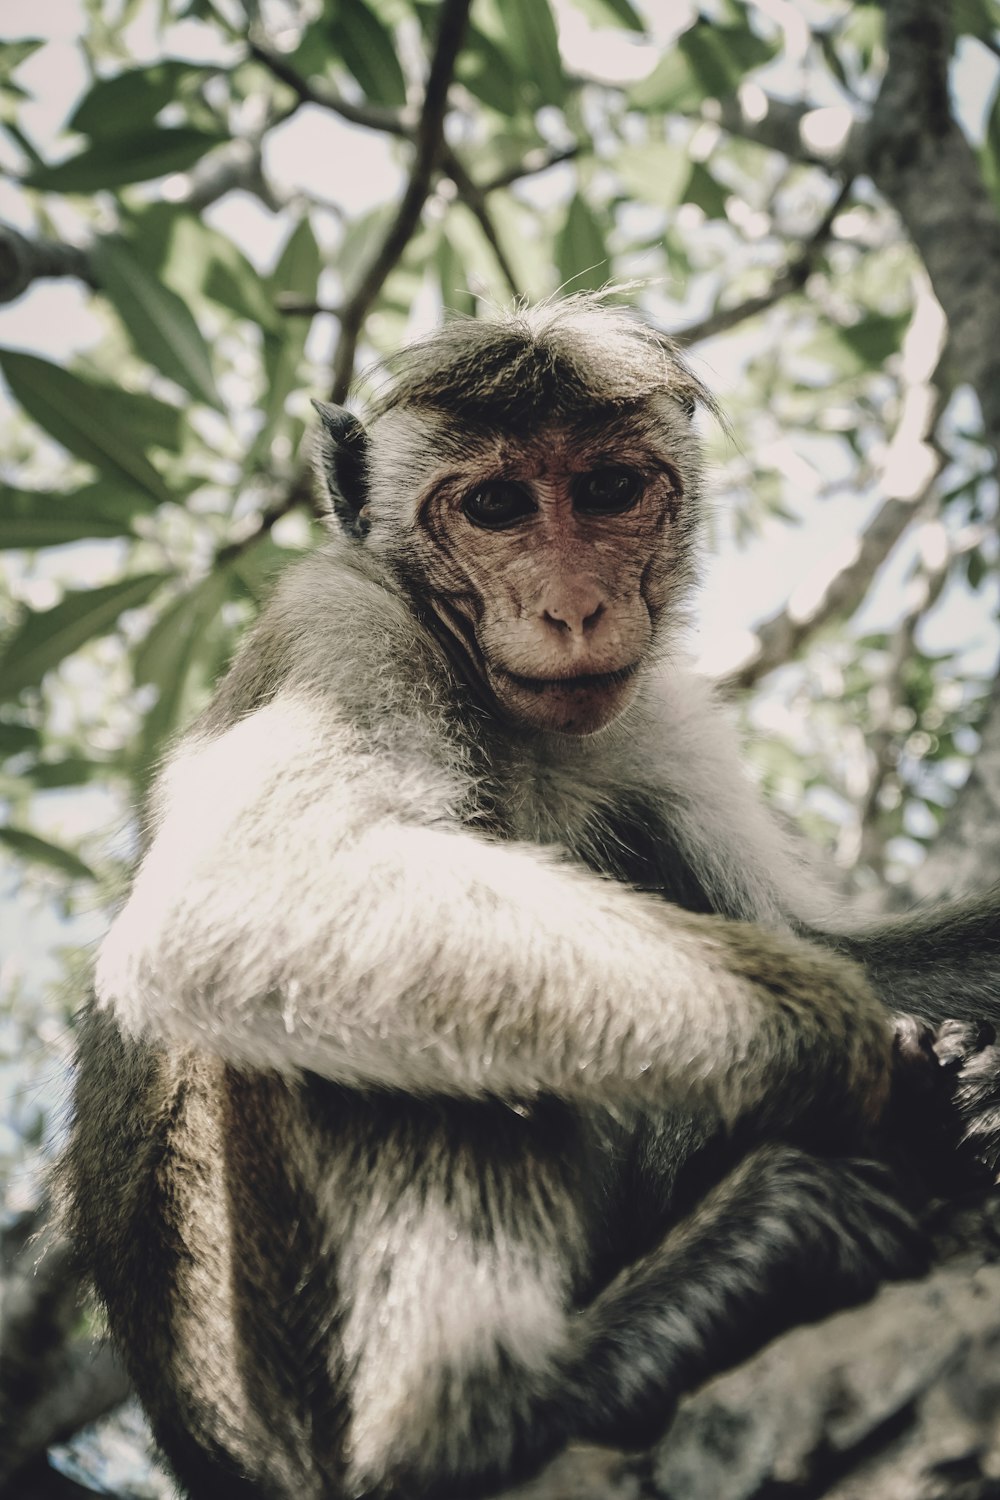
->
[[813, 888, 1000, 1026]]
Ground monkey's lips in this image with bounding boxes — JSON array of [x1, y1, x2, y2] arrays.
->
[[491, 662, 641, 734]]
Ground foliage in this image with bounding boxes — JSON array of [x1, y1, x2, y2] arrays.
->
[[1, 0, 999, 1055]]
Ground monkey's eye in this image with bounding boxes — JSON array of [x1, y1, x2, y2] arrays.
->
[[573, 467, 643, 516], [462, 482, 536, 530]]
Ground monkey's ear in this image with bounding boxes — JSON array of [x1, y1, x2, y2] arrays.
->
[[312, 401, 370, 539]]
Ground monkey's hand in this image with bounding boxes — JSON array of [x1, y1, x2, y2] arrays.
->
[[934, 1019, 1000, 1180], [883, 1014, 1000, 1187]]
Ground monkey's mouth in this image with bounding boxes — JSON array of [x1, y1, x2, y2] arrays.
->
[[498, 663, 640, 696], [490, 661, 642, 734]]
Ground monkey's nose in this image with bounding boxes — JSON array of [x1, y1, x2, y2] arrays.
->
[[540, 591, 606, 638]]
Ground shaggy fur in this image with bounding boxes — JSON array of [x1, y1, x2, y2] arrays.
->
[[66, 301, 999, 1500]]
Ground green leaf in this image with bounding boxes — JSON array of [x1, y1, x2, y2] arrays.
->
[[69, 60, 214, 139], [0, 117, 44, 167], [0, 825, 95, 881], [473, 195, 550, 301], [496, 0, 566, 104], [818, 30, 850, 92], [630, 20, 777, 112], [556, 194, 610, 294], [615, 143, 691, 209], [133, 572, 227, 687], [0, 572, 170, 700], [837, 311, 909, 365], [631, 48, 703, 112], [799, 313, 908, 378], [565, 0, 644, 29], [204, 243, 281, 328], [685, 162, 729, 218], [966, 547, 988, 590], [228, 538, 303, 603], [261, 219, 320, 434], [24, 126, 227, 192], [91, 236, 223, 410], [100, 385, 184, 453], [327, 0, 407, 105], [0, 40, 44, 79], [270, 217, 321, 307], [0, 350, 174, 502], [838, 4, 884, 72], [0, 722, 41, 756], [0, 481, 153, 547], [134, 570, 230, 760], [982, 81, 1000, 209], [27, 756, 112, 789], [457, 26, 525, 115], [954, 0, 1000, 37], [124, 203, 280, 330], [337, 203, 397, 288], [437, 231, 477, 317]]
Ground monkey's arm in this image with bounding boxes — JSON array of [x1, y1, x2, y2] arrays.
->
[[96, 693, 889, 1131], [819, 897, 1000, 1026]]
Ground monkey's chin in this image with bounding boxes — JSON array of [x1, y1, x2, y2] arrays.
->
[[490, 665, 640, 735]]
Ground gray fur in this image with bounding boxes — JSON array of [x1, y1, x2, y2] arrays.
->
[[65, 300, 994, 1500]]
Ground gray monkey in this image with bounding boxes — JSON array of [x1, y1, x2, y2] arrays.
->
[[66, 299, 999, 1500]]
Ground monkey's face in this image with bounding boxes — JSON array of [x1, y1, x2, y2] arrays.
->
[[395, 417, 696, 735]]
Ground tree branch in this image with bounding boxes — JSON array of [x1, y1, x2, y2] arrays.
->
[[1, 133, 286, 305], [676, 178, 854, 347], [480, 144, 582, 193], [179, 134, 289, 215], [855, 531, 953, 875], [0, 1217, 130, 1493], [441, 148, 522, 299], [717, 6, 1000, 487], [715, 293, 948, 690], [247, 40, 414, 137], [866, 0, 1000, 475], [715, 94, 865, 174], [329, 0, 473, 402], [715, 491, 928, 692], [909, 671, 1000, 901], [0, 225, 96, 303], [214, 467, 319, 565]]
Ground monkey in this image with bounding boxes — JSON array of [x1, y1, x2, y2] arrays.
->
[[64, 298, 1000, 1500]]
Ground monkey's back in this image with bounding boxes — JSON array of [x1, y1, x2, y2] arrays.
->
[[67, 1006, 627, 1499]]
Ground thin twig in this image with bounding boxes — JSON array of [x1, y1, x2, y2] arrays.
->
[[441, 148, 522, 299], [248, 40, 414, 137], [275, 295, 342, 318], [214, 469, 319, 566], [856, 535, 952, 875], [677, 178, 854, 346], [481, 144, 581, 193], [329, 0, 473, 402]]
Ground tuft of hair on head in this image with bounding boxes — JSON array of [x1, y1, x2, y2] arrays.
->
[[364, 294, 717, 430]]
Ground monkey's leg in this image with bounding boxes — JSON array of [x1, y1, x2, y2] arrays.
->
[[564, 1143, 924, 1451]]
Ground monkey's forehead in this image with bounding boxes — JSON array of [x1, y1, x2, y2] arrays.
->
[[364, 303, 709, 426], [365, 398, 698, 482]]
